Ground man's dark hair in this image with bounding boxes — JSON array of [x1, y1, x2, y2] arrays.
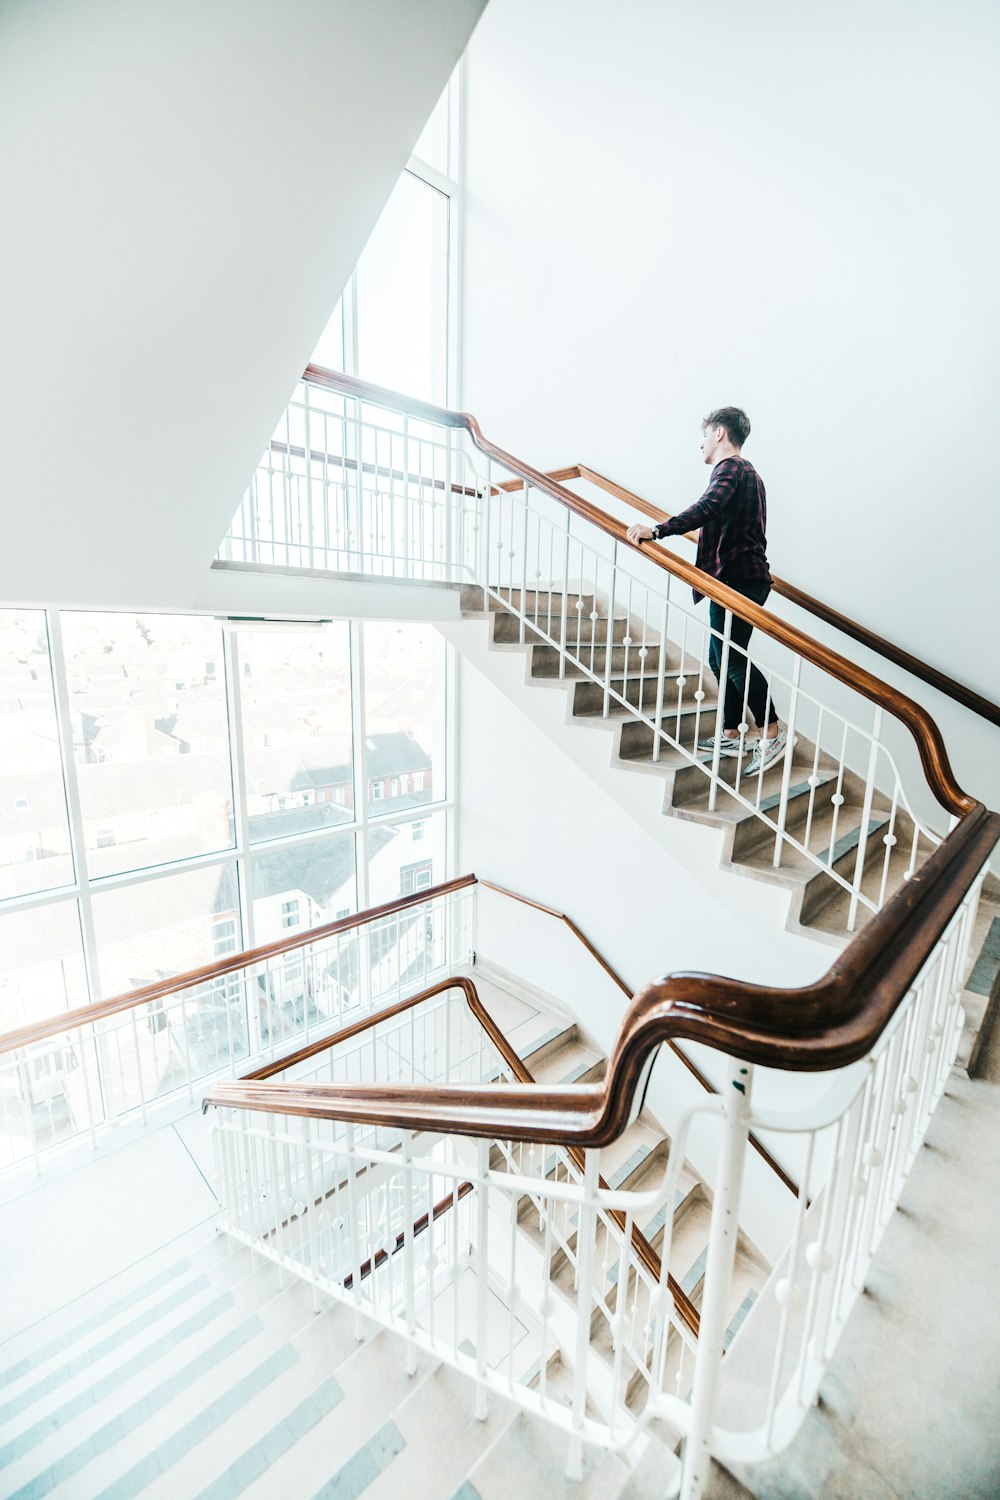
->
[[703, 406, 751, 448]]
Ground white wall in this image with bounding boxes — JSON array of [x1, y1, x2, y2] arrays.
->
[[0, 0, 485, 611], [460, 0, 1000, 807]]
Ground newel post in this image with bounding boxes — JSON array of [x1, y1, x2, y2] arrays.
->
[[681, 1058, 754, 1500]]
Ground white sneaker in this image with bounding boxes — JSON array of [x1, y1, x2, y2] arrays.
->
[[696, 732, 745, 759], [745, 727, 792, 776]]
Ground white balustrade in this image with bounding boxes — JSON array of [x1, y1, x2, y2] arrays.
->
[[208, 855, 988, 1499], [218, 372, 947, 930], [217, 382, 480, 583]]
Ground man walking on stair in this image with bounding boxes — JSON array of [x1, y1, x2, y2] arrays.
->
[[626, 407, 789, 776]]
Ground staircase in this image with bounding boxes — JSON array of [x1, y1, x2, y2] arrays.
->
[[5, 368, 999, 1500], [452, 586, 1000, 1071]]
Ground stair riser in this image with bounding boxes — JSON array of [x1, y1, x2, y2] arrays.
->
[[668, 751, 806, 807], [799, 818, 892, 924], [572, 676, 719, 718], [487, 588, 595, 615], [493, 612, 638, 647], [529, 643, 682, 678], [729, 780, 839, 861], [618, 716, 721, 762]]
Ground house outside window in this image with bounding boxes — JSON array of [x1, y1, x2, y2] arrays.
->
[[400, 861, 433, 896], [211, 915, 238, 957]]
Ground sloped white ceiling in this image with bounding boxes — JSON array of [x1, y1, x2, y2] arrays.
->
[[0, 0, 485, 610]]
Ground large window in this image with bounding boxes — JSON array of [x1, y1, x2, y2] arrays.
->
[[310, 72, 459, 407], [0, 610, 453, 1029]]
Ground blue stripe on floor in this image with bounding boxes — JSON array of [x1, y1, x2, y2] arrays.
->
[[193, 1373, 343, 1500], [0, 1274, 212, 1425], [967, 917, 1000, 997], [449, 1485, 483, 1500], [7, 1313, 261, 1498], [816, 816, 888, 869], [94, 1344, 305, 1500], [606, 1146, 651, 1192], [724, 1289, 758, 1350], [559, 1062, 595, 1084], [0, 1259, 191, 1389], [524, 1028, 563, 1060], [757, 777, 828, 815], [0, 1293, 236, 1468], [311, 1418, 406, 1499], [680, 1247, 708, 1298]]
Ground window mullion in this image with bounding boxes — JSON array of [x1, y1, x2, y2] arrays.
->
[[223, 629, 254, 950], [351, 619, 369, 912], [46, 608, 102, 1004]]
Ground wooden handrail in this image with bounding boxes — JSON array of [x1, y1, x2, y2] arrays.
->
[[0, 874, 477, 1057], [203, 806, 998, 1163], [478, 879, 800, 1199], [215, 971, 701, 1339], [554, 462, 1000, 732], [301, 365, 973, 818]]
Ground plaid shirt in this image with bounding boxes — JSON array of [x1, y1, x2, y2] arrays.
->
[[651, 456, 770, 603]]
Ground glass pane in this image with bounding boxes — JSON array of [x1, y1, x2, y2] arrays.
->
[[0, 901, 89, 1029], [356, 172, 449, 404], [0, 610, 75, 899], [92, 864, 247, 1115], [249, 832, 357, 1042], [91, 863, 241, 1000], [413, 81, 450, 174], [250, 832, 357, 936], [239, 623, 354, 844], [311, 294, 345, 373], [62, 612, 235, 877], [363, 621, 445, 812]]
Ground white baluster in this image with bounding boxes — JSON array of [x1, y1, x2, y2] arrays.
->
[[681, 1059, 753, 1500]]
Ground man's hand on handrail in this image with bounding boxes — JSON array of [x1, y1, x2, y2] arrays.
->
[[626, 521, 700, 546]]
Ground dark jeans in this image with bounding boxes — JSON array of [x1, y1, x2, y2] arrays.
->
[[707, 578, 779, 732]]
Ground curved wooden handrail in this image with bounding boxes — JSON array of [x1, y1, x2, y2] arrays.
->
[[203, 804, 999, 1147], [0, 874, 477, 1057], [555, 463, 1000, 732], [478, 878, 800, 1199], [302, 365, 973, 818], [214, 971, 701, 1339]]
